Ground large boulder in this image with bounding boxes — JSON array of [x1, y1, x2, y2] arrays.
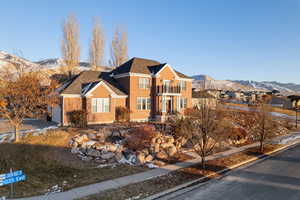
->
[[166, 145, 177, 157], [82, 140, 96, 148], [87, 149, 101, 157], [137, 152, 146, 164], [145, 155, 154, 162], [101, 152, 115, 160], [156, 151, 168, 160], [154, 143, 160, 153], [160, 142, 173, 149]]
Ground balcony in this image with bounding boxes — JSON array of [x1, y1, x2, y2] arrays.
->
[[156, 85, 181, 94]]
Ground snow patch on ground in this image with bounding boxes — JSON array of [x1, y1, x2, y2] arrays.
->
[[270, 133, 300, 145]]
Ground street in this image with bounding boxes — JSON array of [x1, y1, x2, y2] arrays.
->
[[159, 143, 300, 200]]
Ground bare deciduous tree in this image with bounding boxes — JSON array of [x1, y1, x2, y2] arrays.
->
[[250, 103, 277, 152], [89, 17, 104, 70], [61, 14, 80, 76], [0, 64, 58, 142], [172, 105, 229, 168], [109, 27, 128, 68]]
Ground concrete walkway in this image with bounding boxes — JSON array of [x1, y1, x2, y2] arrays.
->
[[10, 133, 300, 200]]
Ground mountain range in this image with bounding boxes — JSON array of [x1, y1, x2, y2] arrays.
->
[[0, 51, 110, 73], [1, 51, 299, 95], [192, 74, 300, 95]]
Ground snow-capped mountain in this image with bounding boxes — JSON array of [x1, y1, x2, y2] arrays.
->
[[0, 50, 39, 71], [0, 51, 111, 73], [192, 75, 256, 91], [232, 80, 300, 94], [35, 58, 92, 71]]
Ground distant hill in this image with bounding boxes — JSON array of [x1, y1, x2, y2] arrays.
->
[[192, 74, 300, 94], [192, 75, 256, 91], [232, 80, 300, 95], [0, 51, 111, 73]]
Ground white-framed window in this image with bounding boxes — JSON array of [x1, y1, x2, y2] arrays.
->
[[177, 97, 187, 111], [180, 81, 186, 91], [137, 97, 151, 110], [92, 98, 110, 113], [139, 78, 150, 89], [163, 80, 171, 93]]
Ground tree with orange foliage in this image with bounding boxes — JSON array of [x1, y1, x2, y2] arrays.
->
[[0, 65, 58, 142]]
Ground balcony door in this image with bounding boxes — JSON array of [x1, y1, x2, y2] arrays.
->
[[163, 80, 171, 93]]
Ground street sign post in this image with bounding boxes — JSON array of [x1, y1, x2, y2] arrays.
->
[[0, 169, 26, 198]]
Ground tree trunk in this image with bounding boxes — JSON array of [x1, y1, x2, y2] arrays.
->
[[14, 124, 20, 143], [201, 156, 205, 169], [259, 140, 263, 153]]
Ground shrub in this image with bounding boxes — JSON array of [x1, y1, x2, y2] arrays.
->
[[68, 110, 87, 128], [184, 107, 199, 118], [115, 106, 130, 122], [125, 125, 160, 151]]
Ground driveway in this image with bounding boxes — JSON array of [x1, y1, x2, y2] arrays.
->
[[159, 143, 300, 200], [0, 119, 58, 142], [0, 119, 57, 134]]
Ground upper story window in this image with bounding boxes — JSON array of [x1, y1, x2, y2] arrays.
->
[[139, 78, 150, 89], [137, 97, 151, 110], [180, 81, 186, 91], [92, 98, 110, 113], [163, 80, 171, 93]]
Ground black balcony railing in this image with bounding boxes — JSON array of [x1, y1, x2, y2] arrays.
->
[[156, 85, 181, 94]]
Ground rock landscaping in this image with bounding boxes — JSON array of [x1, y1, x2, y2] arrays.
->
[[69, 125, 183, 168]]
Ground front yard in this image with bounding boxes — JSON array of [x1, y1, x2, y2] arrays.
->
[[0, 130, 147, 198]]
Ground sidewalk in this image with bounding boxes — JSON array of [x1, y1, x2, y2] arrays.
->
[[10, 132, 300, 200]]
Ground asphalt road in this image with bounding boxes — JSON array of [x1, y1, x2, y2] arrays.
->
[[159, 143, 300, 200]]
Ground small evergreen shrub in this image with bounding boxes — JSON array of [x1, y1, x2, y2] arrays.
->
[[115, 106, 130, 122], [68, 110, 87, 128]]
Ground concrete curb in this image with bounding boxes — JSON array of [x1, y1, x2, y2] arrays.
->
[[143, 139, 300, 200]]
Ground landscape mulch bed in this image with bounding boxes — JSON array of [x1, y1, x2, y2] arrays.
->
[[79, 144, 283, 200]]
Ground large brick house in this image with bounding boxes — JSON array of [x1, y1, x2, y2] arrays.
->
[[52, 57, 193, 125]]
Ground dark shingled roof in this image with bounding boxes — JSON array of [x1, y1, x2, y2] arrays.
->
[[111, 57, 192, 79], [60, 57, 192, 96], [61, 71, 127, 96], [111, 57, 160, 75]]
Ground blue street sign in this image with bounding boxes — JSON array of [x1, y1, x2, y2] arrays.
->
[[0, 170, 23, 179], [0, 171, 26, 186]]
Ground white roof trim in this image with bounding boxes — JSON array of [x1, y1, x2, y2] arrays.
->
[[154, 64, 179, 78], [84, 81, 127, 98], [154, 64, 193, 81], [113, 73, 151, 79]]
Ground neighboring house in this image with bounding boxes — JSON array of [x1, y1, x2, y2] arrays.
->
[[192, 91, 217, 108], [52, 57, 193, 125], [227, 91, 243, 100], [270, 96, 289, 108], [287, 95, 300, 109]]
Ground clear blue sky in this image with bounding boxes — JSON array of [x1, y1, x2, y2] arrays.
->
[[1, 0, 300, 83]]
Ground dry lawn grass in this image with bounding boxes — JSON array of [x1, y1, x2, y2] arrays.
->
[[79, 144, 284, 200], [0, 129, 147, 198]]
